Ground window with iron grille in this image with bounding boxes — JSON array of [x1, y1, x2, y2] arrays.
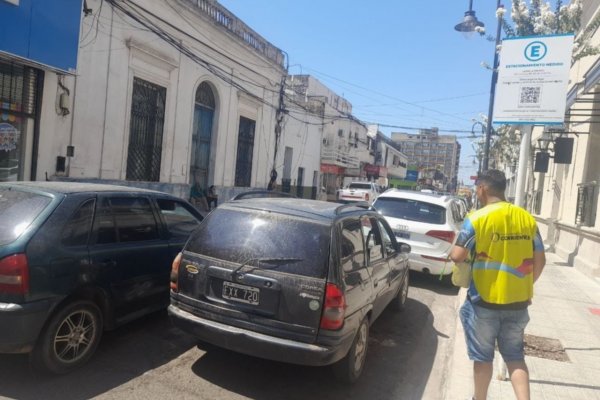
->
[[126, 77, 166, 182], [0, 61, 37, 116], [575, 182, 598, 227], [235, 116, 255, 187]]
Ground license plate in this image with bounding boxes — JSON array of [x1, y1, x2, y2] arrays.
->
[[395, 231, 410, 239], [222, 281, 260, 305]]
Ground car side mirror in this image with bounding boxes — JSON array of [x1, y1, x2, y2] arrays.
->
[[396, 243, 411, 253]]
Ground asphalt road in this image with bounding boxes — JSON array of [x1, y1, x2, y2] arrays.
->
[[0, 273, 459, 400]]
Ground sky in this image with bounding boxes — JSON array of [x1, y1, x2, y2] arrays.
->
[[217, 0, 508, 185]]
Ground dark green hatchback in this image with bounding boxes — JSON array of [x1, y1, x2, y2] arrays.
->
[[0, 182, 202, 373]]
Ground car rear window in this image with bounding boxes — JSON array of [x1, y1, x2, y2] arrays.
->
[[0, 188, 53, 245], [374, 197, 446, 225], [186, 208, 330, 278], [348, 183, 372, 190]]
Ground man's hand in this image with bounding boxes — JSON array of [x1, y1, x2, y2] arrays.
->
[[450, 245, 469, 264]]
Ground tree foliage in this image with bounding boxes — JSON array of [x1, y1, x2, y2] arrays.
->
[[501, 0, 598, 61]]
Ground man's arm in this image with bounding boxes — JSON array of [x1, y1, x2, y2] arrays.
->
[[450, 217, 475, 263], [532, 229, 546, 282]]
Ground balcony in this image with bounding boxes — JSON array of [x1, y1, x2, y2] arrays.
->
[[321, 148, 359, 169], [185, 0, 285, 68]]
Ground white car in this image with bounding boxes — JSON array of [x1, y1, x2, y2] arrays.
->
[[337, 181, 379, 204], [373, 190, 464, 280]]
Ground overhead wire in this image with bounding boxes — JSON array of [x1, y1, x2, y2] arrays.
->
[[103, 0, 486, 139], [106, 0, 281, 113]]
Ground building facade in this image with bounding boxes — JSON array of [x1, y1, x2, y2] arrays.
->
[[287, 75, 372, 200], [522, 1, 600, 279], [391, 128, 461, 192], [1, 0, 289, 201]]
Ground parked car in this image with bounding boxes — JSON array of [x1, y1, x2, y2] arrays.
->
[[0, 182, 203, 373], [337, 181, 379, 204], [168, 198, 410, 382], [372, 190, 463, 281]]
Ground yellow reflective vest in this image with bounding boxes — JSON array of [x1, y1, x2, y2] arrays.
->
[[470, 202, 537, 305]]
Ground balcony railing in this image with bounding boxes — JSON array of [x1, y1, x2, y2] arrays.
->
[[321, 148, 359, 169], [186, 0, 285, 68]]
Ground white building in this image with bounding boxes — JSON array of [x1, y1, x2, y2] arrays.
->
[[2, 0, 288, 201], [523, 2, 600, 280], [287, 75, 372, 200]]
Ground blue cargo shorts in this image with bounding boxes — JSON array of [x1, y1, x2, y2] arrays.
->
[[460, 299, 529, 363]]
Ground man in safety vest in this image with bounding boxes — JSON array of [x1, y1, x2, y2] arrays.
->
[[450, 169, 546, 400]]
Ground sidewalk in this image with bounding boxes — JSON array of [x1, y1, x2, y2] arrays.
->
[[445, 253, 600, 400]]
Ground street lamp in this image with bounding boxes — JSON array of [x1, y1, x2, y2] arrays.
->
[[455, 0, 503, 172]]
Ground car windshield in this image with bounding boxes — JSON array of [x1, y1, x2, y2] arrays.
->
[[0, 188, 53, 245], [186, 208, 330, 278], [374, 197, 446, 225], [348, 183, 371, 190]]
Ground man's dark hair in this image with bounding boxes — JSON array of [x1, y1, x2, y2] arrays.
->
[[478, 169, 506, 195]]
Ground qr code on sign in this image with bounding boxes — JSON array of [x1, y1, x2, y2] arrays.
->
[[519, 86, 542, 104]]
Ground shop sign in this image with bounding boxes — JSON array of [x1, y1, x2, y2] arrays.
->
[[364, 164, 380, 174], [321, 164, 344, 174], [406, 170, 418, 182], [0, 122, 19, 152]]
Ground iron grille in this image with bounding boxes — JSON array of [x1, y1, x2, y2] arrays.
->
[[575, 182, 598, 227], [0, 60, 38, 116], [234, 117, 255, 187], [126, 78, 166, 182]]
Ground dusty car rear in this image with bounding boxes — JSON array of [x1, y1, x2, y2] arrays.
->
[[169, 197, 411, 382]]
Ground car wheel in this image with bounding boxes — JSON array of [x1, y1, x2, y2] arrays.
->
[[391, 271, 409, 312], [31, 300, 103, 374], [332, 318, 369, 383]]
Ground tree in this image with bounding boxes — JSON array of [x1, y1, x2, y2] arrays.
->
[[501, 0, 597, 61]]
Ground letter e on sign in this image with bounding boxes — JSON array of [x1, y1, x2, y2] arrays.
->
[[524, 41, 547, 62]]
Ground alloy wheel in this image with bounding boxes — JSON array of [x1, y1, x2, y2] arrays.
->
[[53, 310, 97, 364]]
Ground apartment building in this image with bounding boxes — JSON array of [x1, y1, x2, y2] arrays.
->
[[390, 128, 461, 192]]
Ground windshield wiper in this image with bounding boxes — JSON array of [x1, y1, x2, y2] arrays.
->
[[231, 257, 303, 277]]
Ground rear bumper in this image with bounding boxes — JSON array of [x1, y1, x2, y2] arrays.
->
[[168, 304, 354, 366], [0, 300, 52, 353], [408, 253, 452, 276]]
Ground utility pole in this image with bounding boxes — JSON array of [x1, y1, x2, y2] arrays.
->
[[268, 55, 288, 190]]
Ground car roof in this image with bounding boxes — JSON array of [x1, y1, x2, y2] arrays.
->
[[0, 181, 166, 195], [221, 197, 375, 223], [377, 189, 454, 206]]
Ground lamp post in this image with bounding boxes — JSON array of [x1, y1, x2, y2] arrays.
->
[[471, 121, 486, 174], [455, 0, 503, 172]]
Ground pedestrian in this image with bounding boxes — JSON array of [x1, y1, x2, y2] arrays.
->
[[189, 180, 209, 212], [450, 169, 546, 400], [207, 185, 218, 210]]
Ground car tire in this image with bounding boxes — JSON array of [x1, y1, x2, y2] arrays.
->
[[391, 271, 409, 312], [31, 300, 103, 374], [332, 318, 369, 383]]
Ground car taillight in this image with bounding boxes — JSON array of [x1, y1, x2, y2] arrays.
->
[[365, 193, 369, 201], [170, 252, 182, 292], [0, 254, 30, 295], [426, 230, 456, 243], [320, 283, 346, 330]]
